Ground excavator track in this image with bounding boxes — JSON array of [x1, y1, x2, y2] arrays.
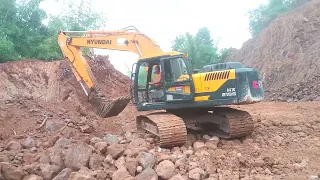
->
[[136, 107, 254, 148], [208, 107, 254, 139], [136, 112, 187, 148], [180, 107, 254, 139]]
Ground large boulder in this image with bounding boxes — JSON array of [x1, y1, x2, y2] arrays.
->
[[64, 143, 93, 171]]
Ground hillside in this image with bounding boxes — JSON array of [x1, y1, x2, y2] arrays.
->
[[229, 0, 320, 102]]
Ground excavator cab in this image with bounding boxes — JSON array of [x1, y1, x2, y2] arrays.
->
[[131, 54, 195, 110]]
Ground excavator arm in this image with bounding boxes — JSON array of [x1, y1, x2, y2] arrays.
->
[[57, 27, 164, 117]]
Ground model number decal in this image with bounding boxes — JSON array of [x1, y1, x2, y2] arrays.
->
[[222, 88, 236, 97], [175, 86, 183, 93]]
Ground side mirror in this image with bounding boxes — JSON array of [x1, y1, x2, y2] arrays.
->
[[130, 72, 135, 79], [193, 69, 200, 74]]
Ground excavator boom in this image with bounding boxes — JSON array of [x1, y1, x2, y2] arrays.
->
[[57, 27, 164, 117]]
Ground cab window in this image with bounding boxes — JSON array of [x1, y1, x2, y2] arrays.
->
[[164, 57, 189, 82], [137, 63, 148, 88]]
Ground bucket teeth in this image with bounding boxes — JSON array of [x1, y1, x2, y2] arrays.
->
[[91, 95, 131, 118]]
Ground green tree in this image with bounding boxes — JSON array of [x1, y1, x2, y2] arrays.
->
[[0, 0, 20, 62], [0, 0, 107, 62], [172, 27, 219, 70], [248, 0, 309, 36], [0, 0, 50, 61], [47, 0, 106, 32], [218, 48, 232, 62]]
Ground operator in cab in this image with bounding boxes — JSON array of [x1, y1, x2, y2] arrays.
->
[[149, 65, 162, 88]]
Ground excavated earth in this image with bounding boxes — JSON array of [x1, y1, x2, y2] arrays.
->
[[229, 0, 320, 102], [0, 55, 319, 180]]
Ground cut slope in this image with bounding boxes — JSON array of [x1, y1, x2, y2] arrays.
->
[[0, 55, 131, 103], [0, 55, 135, 139], [0, 60, 62, 101], [229, 0, 320, 101]]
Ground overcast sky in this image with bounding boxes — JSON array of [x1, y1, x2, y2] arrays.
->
[[40, 0, 267, 74]]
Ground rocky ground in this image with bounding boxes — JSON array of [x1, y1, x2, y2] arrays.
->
[[0, 96, 320, 180], [265, 74, 320, 102]]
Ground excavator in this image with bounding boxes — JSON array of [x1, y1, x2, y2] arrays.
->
[[57, 26, 264, 147]]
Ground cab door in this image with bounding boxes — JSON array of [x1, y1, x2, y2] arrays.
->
[[160, 55, 195, 102]]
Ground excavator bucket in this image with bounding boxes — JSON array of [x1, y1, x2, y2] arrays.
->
[[89, 95, 131, 118]]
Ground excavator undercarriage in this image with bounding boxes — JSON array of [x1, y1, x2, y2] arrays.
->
[[136, 107, 254, 148]]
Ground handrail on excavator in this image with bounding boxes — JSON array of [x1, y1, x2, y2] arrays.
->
[[60, 25, 141, 35]]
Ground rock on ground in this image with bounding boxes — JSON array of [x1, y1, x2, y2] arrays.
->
[[64, 143, 93, 171], [125, 158, 138, 176], [68, 172, 96, 180], [136, 167, 158, 180], [112, 167, 133, 180], [52, 168, 72, 180], [188, 168, 206, 180], [94, 142, 108, 154], [107, 144, 124, 159], [40, 164, 60, 180], [89, 154, 104, 170], [169, 174, 185, 180], [22, 175, 43, 180], [6, 141, 22, 151], [54, 137, 72, 149], [22, 136, 36, 149], [193, 141, 206, 151], [155, 160, 175, 179], [103, 134, 119, 144], [137, 152, 156, 169], [1, 163, 24, 180]]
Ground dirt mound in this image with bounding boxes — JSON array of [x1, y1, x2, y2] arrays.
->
[[0, 55, 136, 140], [229, 0, 320, 101], [0, 55, 131, 102]]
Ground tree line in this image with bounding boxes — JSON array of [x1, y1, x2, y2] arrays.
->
[[171, 27, 231, 70], [248, 0, 310, 36], [0, 0, 105, 63]]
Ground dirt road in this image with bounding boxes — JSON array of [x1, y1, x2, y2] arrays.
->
[[229, 101, 320, 179]]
